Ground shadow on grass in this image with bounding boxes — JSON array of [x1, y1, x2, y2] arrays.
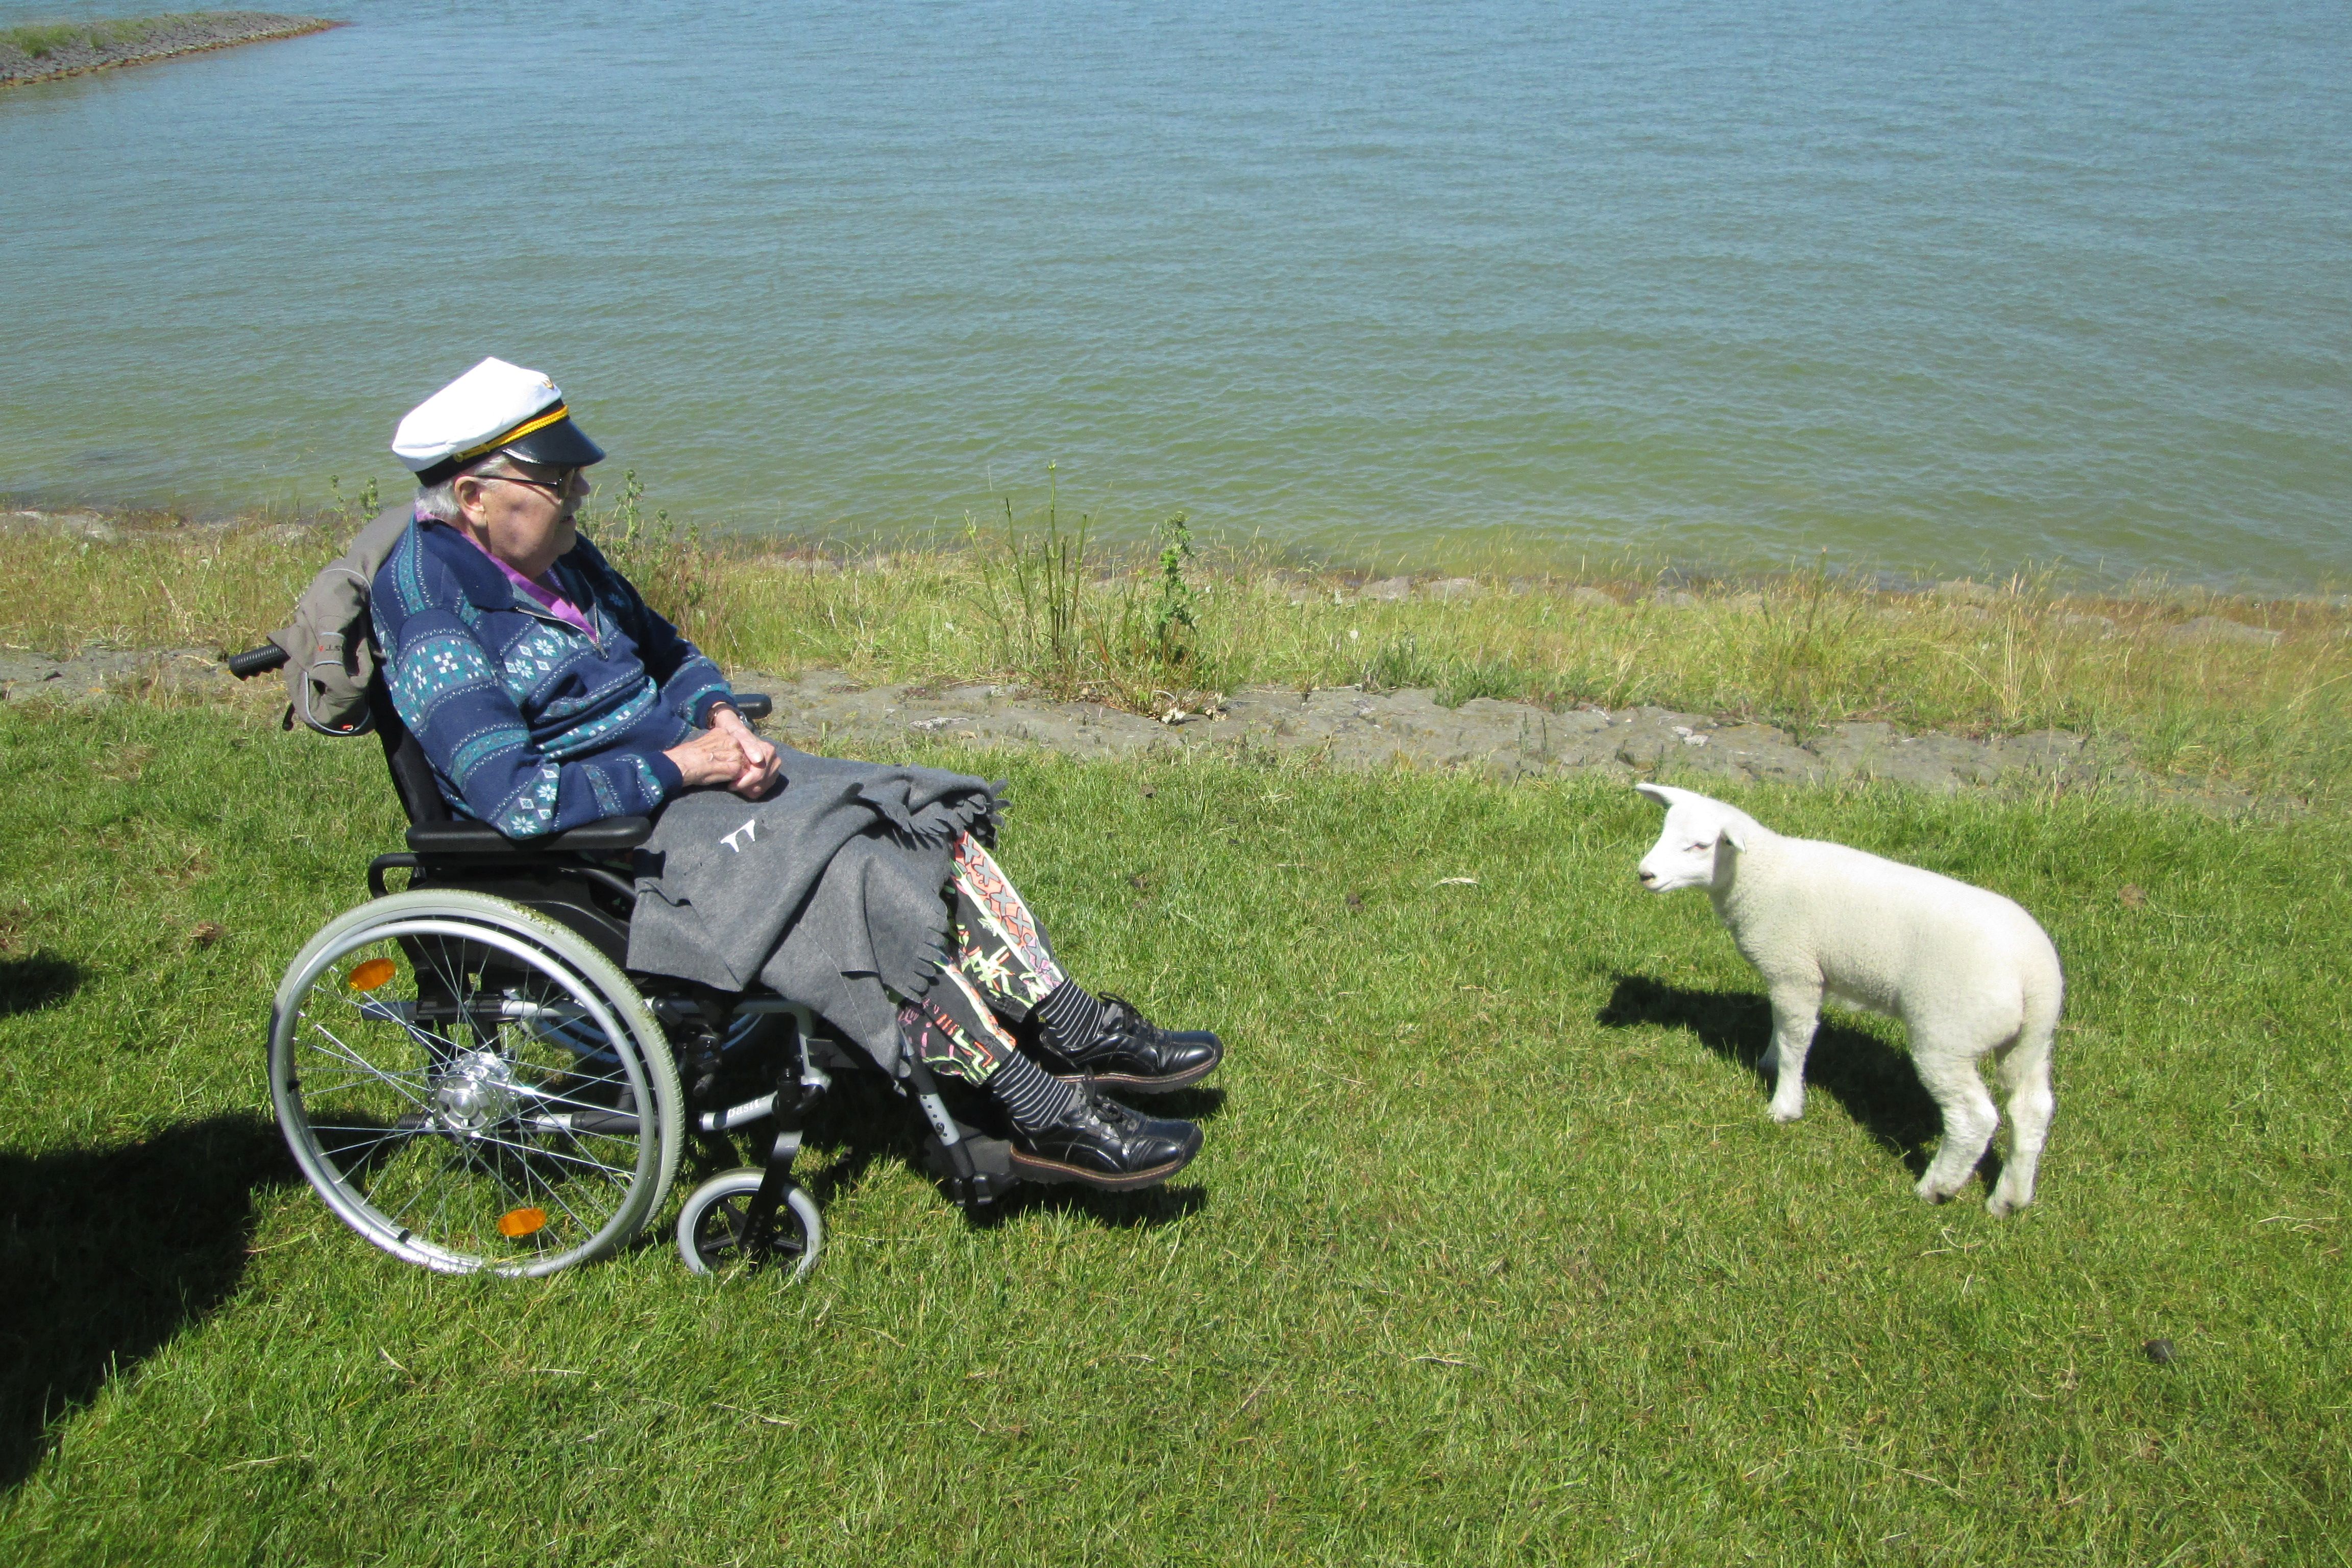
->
[[1136, 1085, 1228, 1123], [1596, 975, 1945, 1173], [996, 1181, 1208, 1229], [762, 1072, 1212, 1234], [0, 1112, 295, 1489], [0, 953, 83, 1018]]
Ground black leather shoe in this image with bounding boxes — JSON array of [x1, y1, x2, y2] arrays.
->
[[1007, 1086, 1203, 1190], [1040, 996, 1223, 1093]]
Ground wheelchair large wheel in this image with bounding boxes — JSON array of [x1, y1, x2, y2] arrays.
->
[[269, 890, 682, 1277]]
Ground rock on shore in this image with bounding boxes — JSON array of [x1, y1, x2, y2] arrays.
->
[[730, 670, 2159, 798], [0, 13, 339, 88]]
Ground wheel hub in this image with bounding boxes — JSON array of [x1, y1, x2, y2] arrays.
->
[[433, 1049, 520, 1134]]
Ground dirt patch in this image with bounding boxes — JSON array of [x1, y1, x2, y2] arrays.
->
[[0, 645, 253, 706], [0, 646, 2263, 812], [728, 669, 2224, 806]]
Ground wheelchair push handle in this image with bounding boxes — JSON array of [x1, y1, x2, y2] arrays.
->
[[226, 643, 288, 680]]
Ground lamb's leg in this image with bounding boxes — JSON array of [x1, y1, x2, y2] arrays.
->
[[1986, 1025, 2056, 1216], [1762, 982, 1822, 1123], [1912, 1036, 2000, 1204]]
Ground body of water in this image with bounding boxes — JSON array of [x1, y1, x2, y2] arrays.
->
[[3, 1, 2347, 585]]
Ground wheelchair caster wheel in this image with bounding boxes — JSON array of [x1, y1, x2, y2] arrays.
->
[[677, 1169, 822, 1281]]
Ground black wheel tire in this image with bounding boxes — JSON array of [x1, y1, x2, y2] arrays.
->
[[676, 1168, 822, 1281]]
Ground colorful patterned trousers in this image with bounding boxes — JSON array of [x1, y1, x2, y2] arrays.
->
[[895, 833, 1071, 1084]]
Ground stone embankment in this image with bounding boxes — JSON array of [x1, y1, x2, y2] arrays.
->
[[1, 644, 2210, 804], [0, 13, 338, 88], [736, 669, 2168, 799]]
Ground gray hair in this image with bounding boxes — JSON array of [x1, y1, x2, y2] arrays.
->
[[413, 454, 523, 521]]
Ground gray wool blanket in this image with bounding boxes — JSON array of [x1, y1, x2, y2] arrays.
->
[[625, 745, 1002, 1075]]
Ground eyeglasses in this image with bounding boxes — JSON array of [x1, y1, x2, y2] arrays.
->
[[478, 468, 584, 502]]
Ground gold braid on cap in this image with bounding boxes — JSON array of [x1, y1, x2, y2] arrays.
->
[[451, 402, 570, 465]]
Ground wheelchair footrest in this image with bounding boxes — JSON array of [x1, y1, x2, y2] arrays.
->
[[921, 1132, 1017, 1210]]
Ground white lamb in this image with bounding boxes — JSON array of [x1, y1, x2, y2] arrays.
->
[[1633, 782, 2063, 1214]]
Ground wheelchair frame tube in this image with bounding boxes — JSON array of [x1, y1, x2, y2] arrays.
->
[[902, 1057, 963, 1147]]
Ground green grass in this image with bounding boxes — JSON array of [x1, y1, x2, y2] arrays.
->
[[0, 701, 2344, 1563], [1, 16, 175, 60], [8, 503, 2352, 805]]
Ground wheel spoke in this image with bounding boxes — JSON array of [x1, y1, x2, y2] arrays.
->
[[450, 1134, 541, 1227], [296, 1028, 435, 1093], [294, 1070, 431, 1096], [505, 1075, 637, 1118], [485, 1133, 605, 1241], [298, 1019, 436, 1111], [333, 991, 467, 1061], [416, 1166, 453, 1236], [302, 1122, 425, 1160], [374, 1135, 470, 1213], [518, 1159, 602, 1240], [464, 1126, 639, 1191]]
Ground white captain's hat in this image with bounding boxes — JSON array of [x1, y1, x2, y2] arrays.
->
[[392, 356, 607, 485]]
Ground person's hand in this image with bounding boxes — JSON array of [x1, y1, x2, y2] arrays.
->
[[663, 727, 753, 790], [708, 703, 781, 799]]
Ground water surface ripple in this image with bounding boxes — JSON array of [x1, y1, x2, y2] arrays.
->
[[3, 0, 2346, 585]]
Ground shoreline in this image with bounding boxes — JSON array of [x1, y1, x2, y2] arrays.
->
[[4, 498, 2347, 610], [0, 13, 341, 90], [0, 643, 2269, 817], [5, 502, 2345, 814]]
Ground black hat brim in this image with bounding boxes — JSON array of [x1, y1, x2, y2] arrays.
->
[[498, 414, 605, 472]]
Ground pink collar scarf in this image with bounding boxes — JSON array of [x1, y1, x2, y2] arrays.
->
[[450, 525, 599, 642]]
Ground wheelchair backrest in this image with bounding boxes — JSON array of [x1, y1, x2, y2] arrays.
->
[[366, 675, 456, 827], [271, 503, 413, 736]]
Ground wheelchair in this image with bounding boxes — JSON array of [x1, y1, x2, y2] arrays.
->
[[230, 645, 1022, 1281]]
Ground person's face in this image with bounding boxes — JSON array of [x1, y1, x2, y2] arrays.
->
[[452, 459, 590, 577]]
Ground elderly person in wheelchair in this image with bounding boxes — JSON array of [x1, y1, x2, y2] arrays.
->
[[250, 358, 1219, 1280]]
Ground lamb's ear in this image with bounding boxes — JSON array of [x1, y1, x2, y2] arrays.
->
[[1633, 781, 1678, 810], [1708, 802, 1762, 852]]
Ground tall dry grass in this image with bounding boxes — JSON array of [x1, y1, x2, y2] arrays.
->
[[4, 504, 2347, 803]]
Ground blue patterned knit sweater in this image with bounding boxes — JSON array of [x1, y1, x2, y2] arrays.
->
[[371, 516, 733, 838]]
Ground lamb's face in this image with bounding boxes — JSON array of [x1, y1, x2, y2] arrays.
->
[[1633, 782, 1748, 894], [1637, 805, 1730, 893]]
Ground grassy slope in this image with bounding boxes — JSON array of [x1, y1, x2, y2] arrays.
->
[[5, 516, 2352, 804], [0, 18, 173, 59], [0, 14, 323, 66], [0, 702, 2343, 1564]]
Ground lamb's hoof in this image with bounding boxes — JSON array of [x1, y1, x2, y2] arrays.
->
[[1915, 1181, 1955, 1205], [1768, 1102, 1804, 1124], [1986, 1190, 2027, 1218]]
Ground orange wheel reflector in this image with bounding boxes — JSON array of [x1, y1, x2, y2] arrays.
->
[[497, 1207, 549, 1239], [347, 957, 397, 992]]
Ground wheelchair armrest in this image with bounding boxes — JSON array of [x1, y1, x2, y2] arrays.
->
[[406, 816, 655, 854], [731, 693, 772, 721]]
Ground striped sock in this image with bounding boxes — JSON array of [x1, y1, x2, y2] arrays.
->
[[988, 1049, 1083, 1134], [1035, 981, 1107, 1059]]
